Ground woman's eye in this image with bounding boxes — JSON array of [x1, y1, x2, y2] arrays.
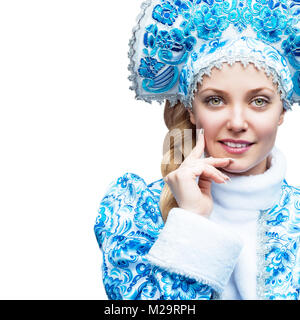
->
[[252, 97, 268, 107], [206, 96, 223, 106]]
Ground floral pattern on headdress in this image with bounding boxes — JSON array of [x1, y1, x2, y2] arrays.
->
[[128, 0, 300, 109]]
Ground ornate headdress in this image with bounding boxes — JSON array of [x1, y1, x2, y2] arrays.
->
[[128, 0, 300, 110]]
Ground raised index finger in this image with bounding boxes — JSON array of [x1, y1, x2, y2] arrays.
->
[[188, 128, 205, 159]]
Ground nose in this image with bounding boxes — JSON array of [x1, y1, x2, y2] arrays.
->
[[226, 105, 248, 132]]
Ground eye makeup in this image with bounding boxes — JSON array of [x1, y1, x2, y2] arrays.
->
[[201, 94, 272, 108]]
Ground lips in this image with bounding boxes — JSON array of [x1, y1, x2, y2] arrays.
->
[[219, 139, 254, 147], [218, 139, 255, 154]]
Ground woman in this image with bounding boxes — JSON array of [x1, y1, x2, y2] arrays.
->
[[95, 0, 300, 299]]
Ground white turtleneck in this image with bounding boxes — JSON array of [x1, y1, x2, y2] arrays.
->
[[146, 146, 287, 300], [210, 146, 286, 299]]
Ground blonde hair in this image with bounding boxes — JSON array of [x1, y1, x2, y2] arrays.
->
[[159, 100, 196, 222]]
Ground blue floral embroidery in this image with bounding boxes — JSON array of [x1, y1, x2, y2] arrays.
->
[[252, 6, 288, 43], [133, 0, 299, 104], [158, 270, 212, 299], [259, 182, 300, 299], [255, 0, 288, 11], [135, 191, 164, 236], [266, 240, 296, 277], [179, 67, 192, 95], [193, 3, 230, 40], [142, 27, 196, 70], [266, 206, 290, 226], [95, 173, 300, 300], [94, 194, 123, 248], [282, 34, 300, 69], [138, 57, 166, 79], [269, 291, 299, 300], [108, 236, 152, 269], [104, 276, 123, 300], [158, 28, 196, 52], [153, 1, 179, 26], [117, 175, 130, 188], [290, 0, 300, 14], [95, 172, 216, 300]]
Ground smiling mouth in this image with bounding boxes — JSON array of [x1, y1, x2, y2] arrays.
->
[[218, 140, 255, 154], [219, 141, 255, 148]]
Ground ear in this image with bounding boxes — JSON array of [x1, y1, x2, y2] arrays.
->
[[187, 108, 196, 125], [278, 108, 286, 126]]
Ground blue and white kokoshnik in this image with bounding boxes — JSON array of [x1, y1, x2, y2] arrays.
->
[[128, 0, 300, 109]]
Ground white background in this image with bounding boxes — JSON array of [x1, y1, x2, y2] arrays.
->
[[0, 1, 299, 300]]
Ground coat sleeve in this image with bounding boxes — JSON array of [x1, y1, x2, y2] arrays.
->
[[94, 173, 243, 300]]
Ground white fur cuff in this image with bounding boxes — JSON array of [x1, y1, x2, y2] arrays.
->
[[145, 207, 244, 295]]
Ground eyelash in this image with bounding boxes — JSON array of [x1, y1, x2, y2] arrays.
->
[[204, 95, 270, 108]]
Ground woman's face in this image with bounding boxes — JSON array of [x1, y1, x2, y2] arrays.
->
[[188, 62, 286, 176]]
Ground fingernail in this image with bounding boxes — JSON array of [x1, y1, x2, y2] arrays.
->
[[223, 174, 231, 181], [199, 128, 204, 135]]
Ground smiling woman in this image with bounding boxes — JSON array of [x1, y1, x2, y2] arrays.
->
[[187, 62, 286, 176], [94, 0, 300, 300]]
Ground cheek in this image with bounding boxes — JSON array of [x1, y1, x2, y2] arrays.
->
[[196, 114, 224, 152], [196, 111, 223, 132], [251, 116, 279, 140]]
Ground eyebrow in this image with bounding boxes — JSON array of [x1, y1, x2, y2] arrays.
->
[[198, 87, 275, 95]]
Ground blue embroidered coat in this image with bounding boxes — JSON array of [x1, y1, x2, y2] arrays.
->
[[94, 172, 300, 300]]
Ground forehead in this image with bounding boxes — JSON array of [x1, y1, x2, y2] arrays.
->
[[199, 62, 278, 92]]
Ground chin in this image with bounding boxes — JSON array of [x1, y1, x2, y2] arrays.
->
[[221, 162, 253, 175], [223, 169, 249, 176], [222, 167, 246, 174], [222, 159, 265, 176]]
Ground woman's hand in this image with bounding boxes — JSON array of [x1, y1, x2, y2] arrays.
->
[[164, 130, 233, 218]]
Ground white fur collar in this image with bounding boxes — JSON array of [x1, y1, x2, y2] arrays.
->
[[211, 146, 286, 211]]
